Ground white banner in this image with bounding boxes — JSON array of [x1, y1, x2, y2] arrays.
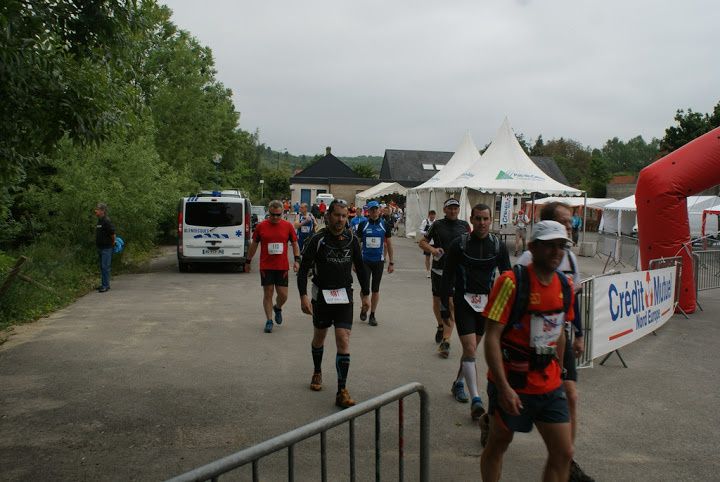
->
[[500, 196, 513, 226], [591, 266, 676, 359]]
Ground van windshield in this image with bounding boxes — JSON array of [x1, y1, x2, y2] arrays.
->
[[185, 202, 243, 227]]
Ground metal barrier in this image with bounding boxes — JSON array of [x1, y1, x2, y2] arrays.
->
[[693, 250, 720, 292], [648, 256, 686, 318], [576, 270, 620, 368], [166, 383, 429, 482]]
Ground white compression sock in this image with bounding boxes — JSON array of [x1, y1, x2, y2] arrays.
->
[[461, 357, 479, 400]]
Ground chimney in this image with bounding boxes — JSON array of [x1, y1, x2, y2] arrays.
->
[[326, 146, 332, 155]]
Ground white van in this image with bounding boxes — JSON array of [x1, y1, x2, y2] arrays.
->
[[315, 193, 335, 205], [177, 190, 252, 272]]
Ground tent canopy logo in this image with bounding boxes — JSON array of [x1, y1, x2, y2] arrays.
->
[[496, 170, 545, 181]]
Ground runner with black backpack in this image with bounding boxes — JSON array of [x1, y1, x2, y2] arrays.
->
[[480, 220, 576, 482], [439, 203, 511, 421]]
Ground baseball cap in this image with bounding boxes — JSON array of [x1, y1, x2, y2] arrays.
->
[[444, 198, 460, 208], [530, 220, 572, 243], [366, 200, 380, 209]]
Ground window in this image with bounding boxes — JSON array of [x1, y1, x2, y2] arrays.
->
[[434, 164, 446, 169], [185, 202, 244, 227], [422, 163, 435, 170]]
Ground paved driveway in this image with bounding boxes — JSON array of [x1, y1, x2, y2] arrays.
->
[[1, 238, 718, 481]]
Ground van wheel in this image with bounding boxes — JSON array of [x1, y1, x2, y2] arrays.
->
[[178, 261, 189, 273]]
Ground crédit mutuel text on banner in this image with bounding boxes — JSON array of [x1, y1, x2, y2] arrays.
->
[[591, 266, 676, 359]]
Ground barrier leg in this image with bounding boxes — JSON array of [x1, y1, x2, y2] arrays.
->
[[599, 350, 628, 368]]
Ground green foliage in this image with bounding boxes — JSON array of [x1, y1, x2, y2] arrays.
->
[[581, 150, 611, 197], [0, 0, 137, 184], [263, 170, 291, 201], [659, 101, 720, 155], [0, 241, 98, 330], [532, 137, 591, 187], [600, 136, 659, 173], [350, 162, 377, 179]]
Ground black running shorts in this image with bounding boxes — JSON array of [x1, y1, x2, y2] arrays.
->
[[364, 260, 384, 293], [260, 269, 289, 287], [431, 271, 453, 297], [312, 289, 354, 330], [454, 295, 486, 337], [487, 382, 570, 433]]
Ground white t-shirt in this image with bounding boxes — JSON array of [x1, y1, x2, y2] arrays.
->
[[420, 218, 435, 245], [516, 248, 581, 292]]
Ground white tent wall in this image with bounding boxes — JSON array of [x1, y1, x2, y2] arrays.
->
[[354, 182, 408, 207]]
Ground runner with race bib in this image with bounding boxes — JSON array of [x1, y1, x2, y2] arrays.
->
[[297, 199, 371, 409], [439, 203, 511, 422]]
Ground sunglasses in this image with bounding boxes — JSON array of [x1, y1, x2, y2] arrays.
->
[[269, 212, 283, 217], [329, 199, 348, 207]]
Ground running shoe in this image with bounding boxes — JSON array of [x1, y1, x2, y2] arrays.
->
[[264, 319, 273, 333], [359, 308, 368, 322], [479, 413, 490, 448], [335, 388, 356, 409], [451, 380, 469, 403], [426, 272, 431, 278], [438, 340, 450, 359], [434, 325, 443, 344], [310, 372, 322, 391], [471, 397, 485, 420], [368, 314, 378, 326], [273, 305, 283, 325], [569, 460, 595, 482]]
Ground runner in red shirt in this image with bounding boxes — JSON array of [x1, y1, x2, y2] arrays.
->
[[246, 200, 300, 333], [480, 220, 575, 482]]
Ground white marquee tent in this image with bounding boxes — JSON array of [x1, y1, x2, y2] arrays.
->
[[405, 132, 483, 236], [405, 119, 584, 237], [599, 195, 720, 236], [598, 195, 637, 235], [354, 182, 407, 207], [451, 118, 582, 227]]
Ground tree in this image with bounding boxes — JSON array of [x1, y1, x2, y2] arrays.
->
[[659, 100, 720, 155], [538, 138, 592, 187], [581, 150, 611, 197], [530, 135, 545, 156], [0, 0, 138, 183], [350, 162, 377, 179], [601, 135, 659, 174]]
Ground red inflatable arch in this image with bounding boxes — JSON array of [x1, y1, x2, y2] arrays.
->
[[636, 127, 720, 313]]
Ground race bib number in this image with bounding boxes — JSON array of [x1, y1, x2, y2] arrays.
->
[[530, 312, 565, 348], [300, 226, 311, 233], [464, 293, 488, 313], [322, 288, 350, 304], [268, 242, 284, 255], [366, 236, 382, 249]]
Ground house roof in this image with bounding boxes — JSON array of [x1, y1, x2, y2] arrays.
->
[[291, 150, 376, 185], [530, 156, 570, 186], [379, 149, 454, 187], [380, 149, 571, 188]]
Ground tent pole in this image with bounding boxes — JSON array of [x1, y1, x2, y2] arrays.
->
[[530, 192, 536, 232], [582, 192, 587, 244]]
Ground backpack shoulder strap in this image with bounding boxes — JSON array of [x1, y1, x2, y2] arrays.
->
[[459, 233, 470, 253], [565, 248, 576, 276], [489, 233, 500, 255], [556, 270, 572, 314], [504, 264, 530, 335]]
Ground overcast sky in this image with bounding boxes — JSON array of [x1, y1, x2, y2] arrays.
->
[[161, 0, 719, 156]]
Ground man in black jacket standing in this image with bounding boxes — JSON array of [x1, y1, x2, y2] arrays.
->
[[94, 203, 115, 293]]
